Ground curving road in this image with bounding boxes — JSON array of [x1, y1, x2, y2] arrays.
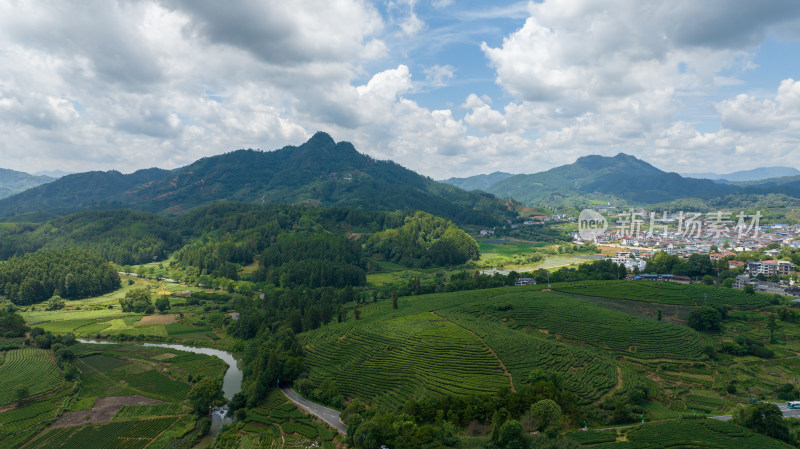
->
[[281, 386, 346, 435]]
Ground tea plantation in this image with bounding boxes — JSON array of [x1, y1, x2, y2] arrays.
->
[[302, 286, 711, 407]]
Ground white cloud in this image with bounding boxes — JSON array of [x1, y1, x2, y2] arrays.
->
[[1, 0, 800, 180], [423, 65, 455, 87]]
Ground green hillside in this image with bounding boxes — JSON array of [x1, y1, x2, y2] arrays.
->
[[0, 133, 513, 225], [485, 153, 735, 206], [441, 171, 514, 191], [301, 286, 708, 409], [0, 169, 53, 200]]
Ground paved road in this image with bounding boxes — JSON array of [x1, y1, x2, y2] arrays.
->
[[710, 402, 800, 422], [599, 402, 799, 429], [281, 386, 346, 435]]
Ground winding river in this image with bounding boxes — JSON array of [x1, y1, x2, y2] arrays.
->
[[77, 339, 242, 446]]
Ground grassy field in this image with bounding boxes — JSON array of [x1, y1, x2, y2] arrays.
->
[[16, 275, 220, 342]]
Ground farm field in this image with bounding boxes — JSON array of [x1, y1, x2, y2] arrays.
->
[[229, 389, 343, 448], [582, 419, 794, 448], [16, 275, 222, 343], [551, 280, 770, 308], [0, 348, 64, 406], [0, 341, 224, 448], [301, 286, 712, 410]]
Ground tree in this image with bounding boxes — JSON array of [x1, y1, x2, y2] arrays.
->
[[735, 402, 792, 443], [530, 399, 562, 434], [155, 295, 171, 313], [15, 386, 29, 405], [744, 284, 755, 295], [0, 309, 28, 338], [687, 307, 722, 333], [119, 288, 153, 314], [767, 314, 779, 343], [497, 420, 528, 449], [188, 377, 223, 415], [46, 295, 65, 311], [391, 289, 398, 310], [722, 278, 734, 288], [702, 275, 714, 285]]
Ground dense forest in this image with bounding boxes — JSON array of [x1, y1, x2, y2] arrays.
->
[[0, 248, 120, 305], [0, 210, 182, 264], [365, 211, 480, 267]]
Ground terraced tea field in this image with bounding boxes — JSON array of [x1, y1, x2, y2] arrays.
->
[[238, 389, 341, 448], [552, 280, 769, 308], [304, 312, 511, 409], [0, 348, 64, 406], [439, 290, 707, 360], [302, 286, 712, 408], [585, 419, 794, 448]]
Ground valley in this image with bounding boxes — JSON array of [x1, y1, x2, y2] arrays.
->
[[1, 137, 800, 449]]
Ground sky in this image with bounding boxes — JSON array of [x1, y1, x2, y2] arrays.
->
[[1, 0, 800, 179]]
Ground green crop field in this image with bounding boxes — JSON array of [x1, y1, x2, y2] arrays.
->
[[588, 419, 794, 448], [238, 389, 338, 448], [301, 286, 706, 408], [20, 417, 180, 449], [0, 348, 64, 406], [304, 311, 511, 409], [440, 290, 707, 360], [552, 280, 769, 308], [113, 403, 189, 420]]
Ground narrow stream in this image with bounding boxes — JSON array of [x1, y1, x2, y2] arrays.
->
[[77, 339, 242, 447]]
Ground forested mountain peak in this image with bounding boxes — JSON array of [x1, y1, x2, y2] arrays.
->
[[0, 134, 512, 225]]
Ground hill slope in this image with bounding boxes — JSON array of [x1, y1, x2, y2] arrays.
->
[[684, 166, 800, 182], [0, 133, 511, 225], [485, 153, 737, 206], [0, 169, 53, 199], [441, 171, 514, 191]]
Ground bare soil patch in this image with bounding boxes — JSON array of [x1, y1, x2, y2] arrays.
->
[[138, 313, 179, 325], [50, 395, 163, 427]]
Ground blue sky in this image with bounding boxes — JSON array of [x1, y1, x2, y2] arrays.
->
[[1, 0, 799, 179]]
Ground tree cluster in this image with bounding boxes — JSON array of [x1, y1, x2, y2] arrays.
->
[[365, 211, 480, 268], [0, 248, 120, 305]]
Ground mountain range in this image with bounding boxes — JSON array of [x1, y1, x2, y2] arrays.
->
[[4, 138, 800, 218], [0, 169, 53, 200], [682, 166, 800, 183], [0, 133, 511, 225], [441, 172, 514, 191], [443, 153, 800, 208]]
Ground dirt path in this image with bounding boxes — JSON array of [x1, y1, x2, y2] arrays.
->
[[593, 366, 623, 406], [430, 311, 516, 392]]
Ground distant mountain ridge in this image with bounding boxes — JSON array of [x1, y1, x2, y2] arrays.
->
[[683, 166, 800, 183], [442, 153, 800, 207], [0, 169, 54, 200], [0, 133, 512, 225], [483, 153, 735, 206], [441, 172, 514, 191]]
